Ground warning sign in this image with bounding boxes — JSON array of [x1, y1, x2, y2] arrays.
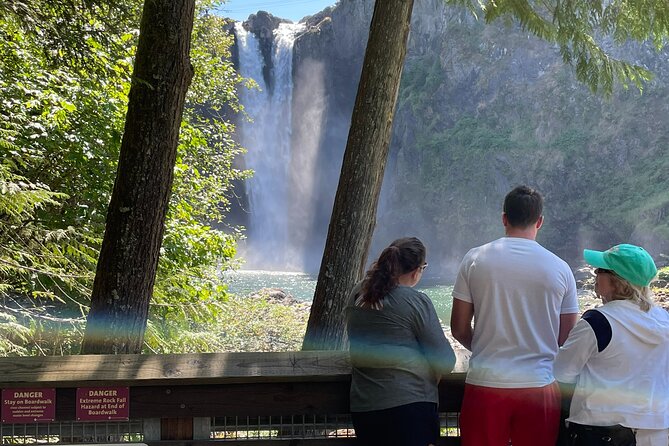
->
[[1, 388, 56, 423], [76, 387, 129, 421]]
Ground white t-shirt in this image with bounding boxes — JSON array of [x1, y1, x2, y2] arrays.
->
[[452, 237, 579, 388]]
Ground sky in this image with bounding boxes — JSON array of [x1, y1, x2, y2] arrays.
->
[[216, 0, 338, 22]]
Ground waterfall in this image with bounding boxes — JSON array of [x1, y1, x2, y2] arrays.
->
[[235, 22, 305, 271]]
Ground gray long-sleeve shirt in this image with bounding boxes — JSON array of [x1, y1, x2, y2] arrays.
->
[[347, 285, 456, 412]]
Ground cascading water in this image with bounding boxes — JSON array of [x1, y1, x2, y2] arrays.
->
[[235, 22, 305, 271]]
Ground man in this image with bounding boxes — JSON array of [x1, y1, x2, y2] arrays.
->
[[451, 185, 579, 446]]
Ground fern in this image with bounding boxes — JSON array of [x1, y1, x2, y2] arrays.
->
[[0, 162, 95, 354]]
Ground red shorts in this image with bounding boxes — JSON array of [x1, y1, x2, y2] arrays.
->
[[459, 382, 561, 446]]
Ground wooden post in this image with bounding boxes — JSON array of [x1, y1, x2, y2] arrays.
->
[[161, 417, 193, 440]]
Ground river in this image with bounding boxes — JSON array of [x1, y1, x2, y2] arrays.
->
[[223, 270, 599, 323], [223, 270, 455, 321]]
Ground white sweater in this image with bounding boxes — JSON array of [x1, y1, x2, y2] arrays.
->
[[554, 300, 669, 429]]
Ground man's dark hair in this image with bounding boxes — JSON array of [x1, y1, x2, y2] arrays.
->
[[503, 185, 543, 228]]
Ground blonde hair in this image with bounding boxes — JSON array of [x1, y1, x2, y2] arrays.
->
[[608, 274, 655, 312]]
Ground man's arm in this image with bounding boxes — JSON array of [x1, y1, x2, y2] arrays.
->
[[558, 313, 578, 346], [558, 268, 579, 346], [450, 298, 475, 351]]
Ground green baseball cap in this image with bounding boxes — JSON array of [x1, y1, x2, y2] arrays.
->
[[583, 244, 657, 287]]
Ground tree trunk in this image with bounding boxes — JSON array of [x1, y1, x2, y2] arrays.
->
[[302, 0, 415, 350], [80, 0, 195, 354]]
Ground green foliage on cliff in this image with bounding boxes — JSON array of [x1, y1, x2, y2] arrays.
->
[[379, 18, 669, 266]]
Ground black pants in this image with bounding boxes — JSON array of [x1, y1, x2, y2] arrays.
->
[[563, 422, 636, 446], [351, 402, 439, 446]]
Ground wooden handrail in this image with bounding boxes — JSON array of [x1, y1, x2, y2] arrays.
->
[[0, 351, 353, 388], [0, 350, 469, 388]]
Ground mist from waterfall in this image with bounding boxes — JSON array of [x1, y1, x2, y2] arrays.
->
[[235, 22, 306, 271]]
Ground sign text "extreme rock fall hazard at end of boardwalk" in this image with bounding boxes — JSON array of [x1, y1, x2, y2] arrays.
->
[[76, 387, 129, 421]]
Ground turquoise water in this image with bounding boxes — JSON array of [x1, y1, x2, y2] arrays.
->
[[223, 270, 455, 322]]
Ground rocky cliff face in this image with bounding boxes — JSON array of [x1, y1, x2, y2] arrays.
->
[[231, 0, 669, 275]]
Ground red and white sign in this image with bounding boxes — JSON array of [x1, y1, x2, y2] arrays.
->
[[1, 388, 56, 423], [76, 387, 129, 421]]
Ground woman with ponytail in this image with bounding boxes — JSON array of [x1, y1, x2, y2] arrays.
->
[[347, 237, 456, 446]]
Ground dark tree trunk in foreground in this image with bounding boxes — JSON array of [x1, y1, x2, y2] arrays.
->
[[302, 0, 415, 350], [81, 0, 195, 354]]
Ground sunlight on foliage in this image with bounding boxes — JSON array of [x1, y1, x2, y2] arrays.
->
[[214, 293, 309, 352], [0, 0, 251, 355]]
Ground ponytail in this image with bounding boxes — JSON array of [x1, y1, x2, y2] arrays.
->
[[359, 237, 426, 308]]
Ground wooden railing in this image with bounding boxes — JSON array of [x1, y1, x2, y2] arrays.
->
[[0, 352, 466, 445]]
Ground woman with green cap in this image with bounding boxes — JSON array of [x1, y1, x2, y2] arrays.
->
[[554, 244, 669, 446]]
